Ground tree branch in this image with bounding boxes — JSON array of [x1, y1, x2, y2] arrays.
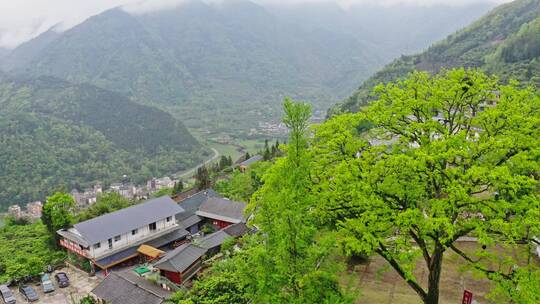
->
[[376, 243, 427, 301]]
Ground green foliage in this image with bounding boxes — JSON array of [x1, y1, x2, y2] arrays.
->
[[0, 221, 65, 282], [77, 192, 135, 222], [335, 0, 540, 114], [78, 295, 97, 304], [151, 187, 174, 198], [0, 76, 206, 210], [172, 258, 250, 304], [42, 192, 75, 239], [195, 166, 211, 191], [214, 162, 270, 202], [314, 69, 540, 303], [173, 181, 184, 195], [239, 98, 351, 304]]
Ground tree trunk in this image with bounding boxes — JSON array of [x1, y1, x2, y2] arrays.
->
[[425, 245, 444, 304]]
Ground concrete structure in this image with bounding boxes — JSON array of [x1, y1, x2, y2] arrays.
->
[[57, 196, 187, 270]]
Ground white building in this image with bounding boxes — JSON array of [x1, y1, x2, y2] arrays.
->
[[57, 196, 188, 271]]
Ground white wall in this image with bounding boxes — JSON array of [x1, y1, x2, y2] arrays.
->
[[82, 216, 177, 259]]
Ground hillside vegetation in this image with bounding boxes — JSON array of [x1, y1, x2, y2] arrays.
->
[[0, 0, 494, 135], [334, 0, 540, 114], [0, 76, 206, 209]]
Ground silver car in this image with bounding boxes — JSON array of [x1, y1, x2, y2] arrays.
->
[[0, 284, 16, 304], [41, 274, 55, 293]]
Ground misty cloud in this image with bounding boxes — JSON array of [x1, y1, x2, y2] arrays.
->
[[0, 0, 510, 49]]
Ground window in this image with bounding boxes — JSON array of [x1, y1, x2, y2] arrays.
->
[[93, 243, 101, 249], [108, 238, 113, 249], [166, 216, 172, 222], [149, 222, 157, 231], [114, 235, 121, 242], [132, 229, 138, 235]]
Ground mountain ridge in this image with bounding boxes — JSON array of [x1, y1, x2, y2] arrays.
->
[[334, 0, 540, 114]]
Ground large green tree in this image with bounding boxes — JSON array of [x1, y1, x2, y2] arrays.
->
[[42, 192, 75, 242], [313, 69, 540, 303], [245, 98, 351, 303]]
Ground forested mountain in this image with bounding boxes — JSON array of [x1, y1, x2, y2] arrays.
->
[[0, 75, 206, 210], [335, 0, 540, 114], [0, 0, 494, 135]]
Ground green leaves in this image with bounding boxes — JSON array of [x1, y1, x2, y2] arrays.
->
[[314, 69, 540, 303], [42, 192, 75, 238], [0, 222, 65, 282]]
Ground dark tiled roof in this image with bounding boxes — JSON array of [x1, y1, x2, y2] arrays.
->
[[177, 189, 220, 221], [73, 196, 184, 244], [197, 230, 232, 250], [180, 214, 202, 229], [146, 228, 189, 248], [223, 223, 250, 237], [154, 244, 206, 273], [239, 155, 263, 166], [92, 273, 167, 304], [196, 197, 246, 224], [94, 246, 139, 269], [118, 271, 171, 299]]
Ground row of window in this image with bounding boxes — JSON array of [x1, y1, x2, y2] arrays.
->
[[91, 219, 172, 250]]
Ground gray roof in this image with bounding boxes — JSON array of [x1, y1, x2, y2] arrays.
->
[[177, 189, 220, 221], [198, 230, 232, 250], [73, 196, 184, 244], [223, 223, 250, 237], [57, 229, 90, 247], [154, 244, 207, 273], [180, 214, 202, 229], [146, 228, 189, 248], [196, 197, 246, 224], [239, 155, 263, 166], [92, 272, 168, 304]]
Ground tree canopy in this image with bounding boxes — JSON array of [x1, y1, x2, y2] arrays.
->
[[313, 69, 540, 303], [42, 192, 75, 241]]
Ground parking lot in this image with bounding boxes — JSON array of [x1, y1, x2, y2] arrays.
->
[[9, 267, 100, 304]]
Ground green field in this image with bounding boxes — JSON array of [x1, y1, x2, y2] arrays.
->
[[207, 141, 245, 162]]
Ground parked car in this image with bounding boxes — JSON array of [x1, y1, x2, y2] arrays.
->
[[0, 284, 16, 304], [41, 273, 55, 293], [55, 272, 70, 288], [18, 285, 38, 302]]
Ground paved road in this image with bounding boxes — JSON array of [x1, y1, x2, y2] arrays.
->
[[176, 147, 219, 179]]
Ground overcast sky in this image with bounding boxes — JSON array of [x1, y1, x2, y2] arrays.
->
[[0, 0, 511, 49]]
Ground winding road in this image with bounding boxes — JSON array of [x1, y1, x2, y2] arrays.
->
[[175, 147, 219, 179]]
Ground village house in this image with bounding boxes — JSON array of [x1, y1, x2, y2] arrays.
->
[[153, 243, 207, 284], [7, 204, 21, 219], [196, 196, 246, 229], [147, 177, 177, 193], [57, 196, 189, 272], [92, 270, 171, 304], [57, 188, 249, 287], [71, 184, 102, 206], [237, 154, 263, 172], [26, 201, 43, 218], [110, 183, 137, 199]]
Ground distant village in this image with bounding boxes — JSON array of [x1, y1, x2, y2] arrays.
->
[[6, 175, 182, 221]]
